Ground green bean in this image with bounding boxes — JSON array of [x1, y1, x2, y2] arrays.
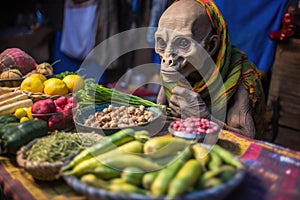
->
[[93, 165, 121, 180], [219, 165, 236, 181], [25, 132, 98, 163], [142, 171, 158, 190], [208, 151, 223, 170], [167, 159, 202, 199], [195, 165, 236, 189], [200, 178, 222, 189], [151, 147, 192, 196], [64, 157, 103, 177], [211, 145, 244, 169], [81, 174, 110, 190], [62, 128, 136, 171]]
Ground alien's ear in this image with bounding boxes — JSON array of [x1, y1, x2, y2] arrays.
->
[[207, 34, 220, 56]]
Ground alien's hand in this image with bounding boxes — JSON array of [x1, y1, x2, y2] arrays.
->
[[156, 86, 168, 105], [169, 86, 210, 119]]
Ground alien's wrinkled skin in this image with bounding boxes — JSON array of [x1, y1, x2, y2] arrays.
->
[[155, 0, 260, 138]]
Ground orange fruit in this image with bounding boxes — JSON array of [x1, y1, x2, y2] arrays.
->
[[62, 74, 85, 92], [44, 78, 69, 95], [20, 76, 44, 93], [29, 73, 47, 82]]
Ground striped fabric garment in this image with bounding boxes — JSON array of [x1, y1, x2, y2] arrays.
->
[[165, 0, 266, 139]]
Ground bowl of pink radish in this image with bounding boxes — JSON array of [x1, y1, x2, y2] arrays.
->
[[168, 117, 220, 141]]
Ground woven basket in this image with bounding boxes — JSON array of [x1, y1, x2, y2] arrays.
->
[[16, 132, 103, 181], [17, 89, 72, 102], [16, 150, 63, 181], [0, 78, 23, 87]]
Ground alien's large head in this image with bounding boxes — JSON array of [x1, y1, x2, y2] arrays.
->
[[155, 0, 220, 84]]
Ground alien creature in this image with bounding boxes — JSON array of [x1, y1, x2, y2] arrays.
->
[[155, 0, 266, 140]]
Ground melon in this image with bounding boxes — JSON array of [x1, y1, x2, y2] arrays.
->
[[0, 68, 23, 79]]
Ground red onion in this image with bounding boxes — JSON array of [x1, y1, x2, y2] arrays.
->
[[170, 116, 219, 135]]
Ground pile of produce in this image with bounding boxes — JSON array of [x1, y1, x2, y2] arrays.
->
[[169, 117, 220, 134], [0, 115, 48, 154], [20, 73, 84, 96], [0, 47, 245, 200], [0, 90, 33, 115], [0, 66, 88, 157], [31, 96, 77, 131], [16, 131, 103, 181], [62, 128, 244, 199], [23, 131, 101, 163], [83, 104, 154, 128], [0, 48, 55, 78], [75, 79, 171, 114]]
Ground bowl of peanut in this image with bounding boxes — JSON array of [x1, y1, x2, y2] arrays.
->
[[74, 103, 163, 136]]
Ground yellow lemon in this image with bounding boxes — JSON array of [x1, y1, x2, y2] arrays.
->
[[14, 108, 27, 119], [62, 74, 85, 92], [29, 73, 47, 82], [44, 78, 69, 95], [20, 76, 44, 93], [20, 116, 30, 123], [26, 106, 33, 120]]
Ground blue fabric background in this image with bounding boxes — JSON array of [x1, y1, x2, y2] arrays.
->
[[214, 0, 288, 73]]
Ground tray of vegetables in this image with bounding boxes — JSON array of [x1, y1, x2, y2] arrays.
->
[[62, 128, 246, 200]]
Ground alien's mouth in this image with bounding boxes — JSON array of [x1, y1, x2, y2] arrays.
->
[[173, 58, 187, 71], [160, 58, 201, 83], [160, 69, 186, 83]]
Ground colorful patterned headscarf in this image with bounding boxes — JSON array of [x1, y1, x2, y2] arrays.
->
[[167, 0, 266, 138]]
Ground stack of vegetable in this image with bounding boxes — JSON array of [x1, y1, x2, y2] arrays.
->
[[62, 128, 244, 199], [0, 48, 55, 79], [0, 90, 33, 115], [74, 79, 171, 115], [23, 132, 100, 163], [31, 96, 77, 131], [0, 48, 37, 77], [0, 114, 48, 154]]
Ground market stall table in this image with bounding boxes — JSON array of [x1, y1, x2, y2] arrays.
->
[[1, 130, 300, 200]]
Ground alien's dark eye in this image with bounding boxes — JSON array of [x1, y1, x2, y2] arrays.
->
[[175, 38, 190, 49], [156, 37, 167, 49]]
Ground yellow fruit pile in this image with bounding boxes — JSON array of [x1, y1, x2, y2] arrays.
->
[[43, 78, 69, 95], [20, 73, 85, 96], [20, 76, 45, 93], [14, 106, 33, 122], [62, 74, 85, 93]]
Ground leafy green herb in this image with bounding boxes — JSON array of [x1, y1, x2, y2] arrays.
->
[[53, 71, 78, 80]]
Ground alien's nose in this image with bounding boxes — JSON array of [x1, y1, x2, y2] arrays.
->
[[162, 58, 174, 66]]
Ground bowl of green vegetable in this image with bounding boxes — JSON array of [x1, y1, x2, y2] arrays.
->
[[74, 103, 164, 136], [62, 142, 246, 200], [16, 131, 103, 181]]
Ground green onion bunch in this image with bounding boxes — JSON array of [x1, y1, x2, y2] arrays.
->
[[74, 79, 171, 115]]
